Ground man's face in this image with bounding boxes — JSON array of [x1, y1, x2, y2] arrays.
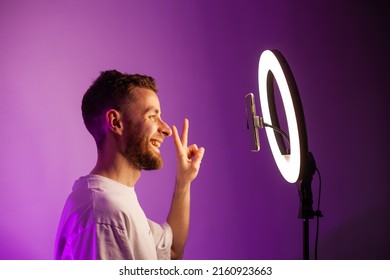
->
[[122, 88, 172, 170]]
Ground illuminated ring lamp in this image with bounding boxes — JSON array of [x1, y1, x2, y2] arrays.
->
[[258, 49, 306, 183], [246, 49, 317, 260]]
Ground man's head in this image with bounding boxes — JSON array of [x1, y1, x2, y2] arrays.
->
[[82, 70, 171, 170]]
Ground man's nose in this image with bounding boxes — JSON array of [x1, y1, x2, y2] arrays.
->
[[158, 119, 172, 137]]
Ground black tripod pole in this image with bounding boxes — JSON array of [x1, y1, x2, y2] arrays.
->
[[303, 218, 310, 260], [297, 152, 316, 260]]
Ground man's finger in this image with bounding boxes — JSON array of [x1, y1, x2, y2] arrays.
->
[[181, 118, 189, 148], [172, 125, 183, 152], [187, 144, 199, 159], [192, 147, 205, 168]]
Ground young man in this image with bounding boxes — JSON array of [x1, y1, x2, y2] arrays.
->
[[54, 70, 205, 260]]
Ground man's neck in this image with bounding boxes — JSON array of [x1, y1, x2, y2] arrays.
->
[[90, 151, 141, 188]]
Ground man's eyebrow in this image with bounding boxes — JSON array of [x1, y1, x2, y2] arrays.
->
[[143, 106, 161, 115]]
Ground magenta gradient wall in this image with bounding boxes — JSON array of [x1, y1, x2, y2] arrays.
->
[[1, 0, 389, 259]]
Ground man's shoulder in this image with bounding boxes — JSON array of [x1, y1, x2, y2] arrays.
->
[[71, 174, 137, 230]]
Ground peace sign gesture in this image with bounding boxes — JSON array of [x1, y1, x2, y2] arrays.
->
[[172, 118, 205, 186]]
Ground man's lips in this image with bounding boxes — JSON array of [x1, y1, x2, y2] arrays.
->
[[150, 139, 162, 148]]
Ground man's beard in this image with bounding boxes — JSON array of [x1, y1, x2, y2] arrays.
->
[[123, 120, 163, 170]]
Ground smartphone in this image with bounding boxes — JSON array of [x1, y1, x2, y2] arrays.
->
[[245, 93, 260, 152]]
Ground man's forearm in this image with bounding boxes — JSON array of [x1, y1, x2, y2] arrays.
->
[[167, 181, 191, 260]]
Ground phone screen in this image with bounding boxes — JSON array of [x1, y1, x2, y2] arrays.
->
[[245, 93, 260, 152]]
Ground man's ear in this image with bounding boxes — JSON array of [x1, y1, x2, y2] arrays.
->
[[106, 109, 123, 135]]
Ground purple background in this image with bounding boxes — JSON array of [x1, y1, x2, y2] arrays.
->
[[0, 0, 389, 260]]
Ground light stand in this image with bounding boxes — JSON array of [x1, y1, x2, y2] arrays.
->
[[246, 49, 318, 260], [297, 152, 316, 260]]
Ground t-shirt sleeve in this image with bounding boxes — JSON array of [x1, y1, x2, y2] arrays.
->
[[147, 220, 173, 260], [58, 222, 135, 260], [95, 223, 135, 259]]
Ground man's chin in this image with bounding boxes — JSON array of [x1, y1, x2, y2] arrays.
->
[[142, 160, 163, 171], [141, 152, 163, 170], [125, 143, 164, 171]]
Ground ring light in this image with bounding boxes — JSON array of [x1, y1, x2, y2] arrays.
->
[[246, 49, 318, 260], [258, 49, 308, 183]]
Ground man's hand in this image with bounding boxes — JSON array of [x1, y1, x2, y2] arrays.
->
[[172, 118, 205, 187], [167, 118, 205, 259]]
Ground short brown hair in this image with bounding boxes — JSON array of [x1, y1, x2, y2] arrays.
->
[[81, 70, 157, 148]]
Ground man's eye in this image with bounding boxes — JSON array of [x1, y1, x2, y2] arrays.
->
[[149, 115, 157, 120]]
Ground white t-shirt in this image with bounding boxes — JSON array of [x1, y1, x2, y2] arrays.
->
[[54, 174, 172, 260]]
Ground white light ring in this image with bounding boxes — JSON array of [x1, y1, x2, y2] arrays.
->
[[258, 50, 301, 183]]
